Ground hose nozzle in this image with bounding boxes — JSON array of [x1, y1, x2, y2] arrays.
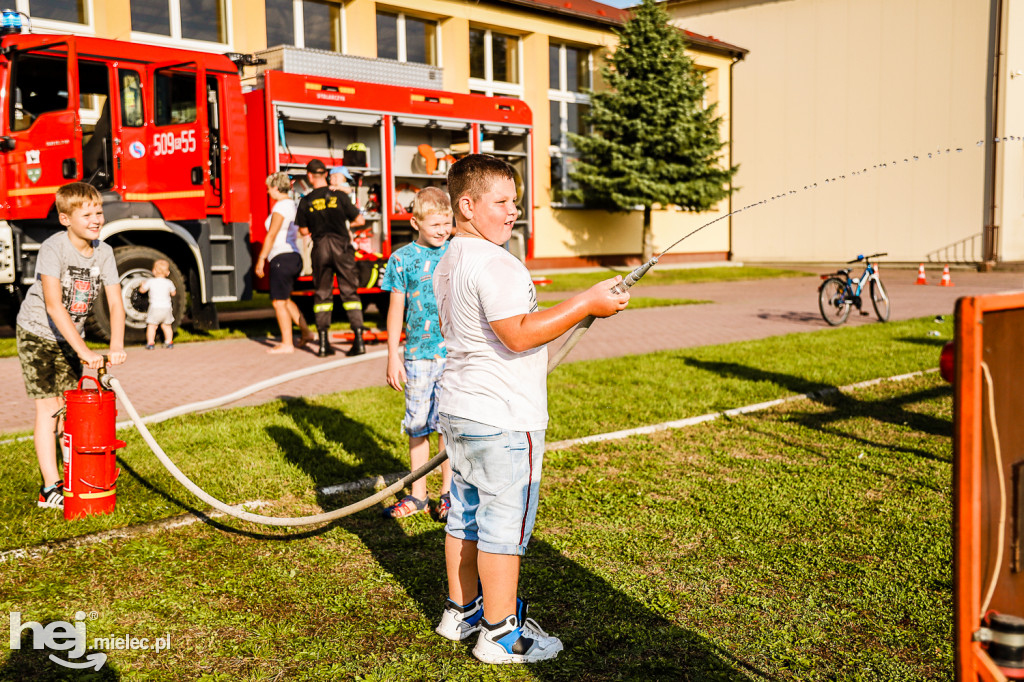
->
[[98, 356, 114, 390], [611, 256, 659, 294]]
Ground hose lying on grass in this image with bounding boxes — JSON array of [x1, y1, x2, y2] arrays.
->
[[106, 263, 652, 527]]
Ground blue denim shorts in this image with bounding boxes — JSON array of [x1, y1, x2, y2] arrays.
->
[[402, 358, 445, 438], [439, 413, 545, 556]]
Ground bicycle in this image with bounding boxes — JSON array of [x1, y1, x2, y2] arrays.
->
[[818, 253, 890, 326]]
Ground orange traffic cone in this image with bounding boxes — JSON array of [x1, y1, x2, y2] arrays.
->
[[915, 264, 928, 285], [939, 265, 954, 287]]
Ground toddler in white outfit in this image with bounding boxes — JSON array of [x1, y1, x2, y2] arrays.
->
[[139, 259, 176, 349]]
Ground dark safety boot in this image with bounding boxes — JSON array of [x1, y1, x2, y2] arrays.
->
[[346, 328, 366, 357], [317, 329, 335, 357]]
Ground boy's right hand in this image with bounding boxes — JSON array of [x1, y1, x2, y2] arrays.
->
[[585, 276, 631, 318], [79, 349, 106, 370], [386, 356, 407, 391]]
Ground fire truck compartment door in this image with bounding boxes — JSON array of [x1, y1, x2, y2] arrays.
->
[[128, 60, 208, 220], [3, 40, 80, 220], [276, 106, 381, 128]]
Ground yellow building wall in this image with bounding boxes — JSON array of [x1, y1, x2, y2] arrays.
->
[[667, 0, 995, 264], [345, 0, 378, 58], [93, 0, 131, 40], [439, 16, 470, 91], [70, 0, 740, 265], [231, 1, 267, 54], [996, 0, 1024, 262]]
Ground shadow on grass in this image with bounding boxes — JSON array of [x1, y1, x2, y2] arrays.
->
[[266, 398, 770, 676], [897, 336, 950, 348], [112, 392, 402, 543], [267, 397, 406, 512], [681, 358, 952, 461], [260, 393, 775, 677], [115, 450, 344, 543], [681, 358, 833, 397], [754, 311, 824, 325], [338, 515, 772, 680], [1, 630, 120, 681]]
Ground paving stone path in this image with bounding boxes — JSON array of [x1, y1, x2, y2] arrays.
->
[[1, 267, 1019, 435]]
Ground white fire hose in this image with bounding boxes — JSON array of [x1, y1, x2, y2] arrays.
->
[[108, 372, 450, 526], [102, 263, 650, 527]]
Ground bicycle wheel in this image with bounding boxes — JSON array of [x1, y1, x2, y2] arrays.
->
[[870, 277, 891, 322], [818, 277, 852, 326]]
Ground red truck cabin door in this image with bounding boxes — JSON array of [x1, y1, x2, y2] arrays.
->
[[2, 39, 80, 219], [113, 66, 149, 204], [128, 61, 208, 220]]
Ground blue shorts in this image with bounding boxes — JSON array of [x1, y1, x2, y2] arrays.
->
[[402, 358, 444, 438], [439, 413, 545, 556]]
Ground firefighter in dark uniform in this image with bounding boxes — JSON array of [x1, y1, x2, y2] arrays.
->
[[295, 159, 367, 357]]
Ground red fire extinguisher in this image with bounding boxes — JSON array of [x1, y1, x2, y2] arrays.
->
[[61, 375, 126, 520]]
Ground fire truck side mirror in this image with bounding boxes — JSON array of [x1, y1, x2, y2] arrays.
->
[[0, 136, 14, 151], [62, 158, 77, 179]]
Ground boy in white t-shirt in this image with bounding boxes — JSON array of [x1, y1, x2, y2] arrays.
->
[[139, 259, 176, 349], [432, 155, 629, 664]]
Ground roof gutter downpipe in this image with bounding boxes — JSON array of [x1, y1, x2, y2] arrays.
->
[[728, 53, 741, 261], [985, 0, 1007, 266]]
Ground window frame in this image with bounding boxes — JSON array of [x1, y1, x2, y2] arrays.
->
[[16, 0, 96, 35], [375, 9, 441, 66], [467, 27, 523, 98], [9, 49, 71, 132], [266, 0, 346, 53], [129, 0, 234, 53], [548, 42, 593, 207]]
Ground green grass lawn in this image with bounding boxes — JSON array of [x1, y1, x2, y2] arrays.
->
[[0, 318, 954, 680], [539, 265, 813, 292]]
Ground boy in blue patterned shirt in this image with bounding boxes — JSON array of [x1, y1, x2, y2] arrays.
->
[[381, 187, 454, 520]]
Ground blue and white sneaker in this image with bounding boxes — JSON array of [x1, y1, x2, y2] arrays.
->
[[472, 600, 563, 664], [435, 594, 483, 641]]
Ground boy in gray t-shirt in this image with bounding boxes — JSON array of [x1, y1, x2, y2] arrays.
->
[[16, 183, 127, 510]]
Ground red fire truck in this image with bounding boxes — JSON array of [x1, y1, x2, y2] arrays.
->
[[0, 24, 533, 341]]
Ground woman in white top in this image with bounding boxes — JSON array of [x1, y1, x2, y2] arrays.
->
[[255, 172, 315, 353]]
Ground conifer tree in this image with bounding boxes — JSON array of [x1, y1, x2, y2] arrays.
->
[[569, 0, 736, 261]]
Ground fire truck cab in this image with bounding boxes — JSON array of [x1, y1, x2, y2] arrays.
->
[[0, 27, 250, 341]]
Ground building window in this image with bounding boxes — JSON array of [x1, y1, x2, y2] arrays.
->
[[376, 11, 438, 65], [20, 0, 87, 24], [131, 0, 229, 45], [17, 0, 93, 31], [548, 43, 591, 205], [468, 27, 521, 97], [302, 0, 341, 51], [265, 0, 341, 51], [265, 0, 294, 47]]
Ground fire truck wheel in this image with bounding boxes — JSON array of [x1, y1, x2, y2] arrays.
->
[[86, 246, 186, 344]]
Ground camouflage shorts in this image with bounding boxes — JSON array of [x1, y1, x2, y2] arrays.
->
[[16, 326, 83, 400]]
